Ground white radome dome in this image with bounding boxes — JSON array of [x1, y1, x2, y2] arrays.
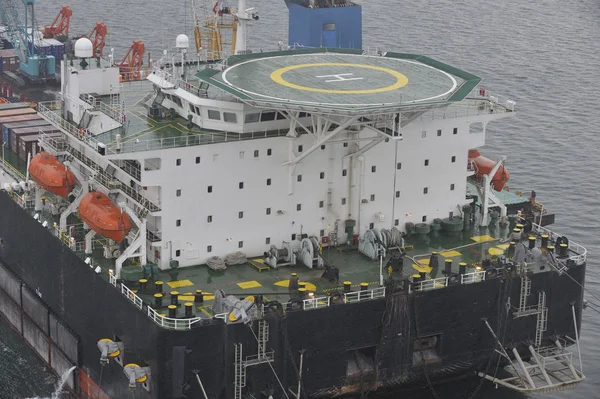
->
[[74, 37, 94, 58], [175, 34, 189, 49]]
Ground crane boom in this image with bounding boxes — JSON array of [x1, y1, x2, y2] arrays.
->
[[43, 6, 72, 39], [88, 22, 108, 57]]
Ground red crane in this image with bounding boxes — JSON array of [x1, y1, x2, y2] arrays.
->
[[88, 22, 108, 57], [116, 40, 145, 81], [43, 6, 72, 39]]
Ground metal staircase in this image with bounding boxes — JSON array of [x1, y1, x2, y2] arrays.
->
[[234, 343, 246, 399], [535, 291, 548, 347]]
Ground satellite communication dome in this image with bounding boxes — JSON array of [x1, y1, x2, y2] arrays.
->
[[175, 34, 190, 49], [74, 37, 94, 58]]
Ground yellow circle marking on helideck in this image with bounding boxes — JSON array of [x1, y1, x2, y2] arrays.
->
[[270, 63, 408, 94]]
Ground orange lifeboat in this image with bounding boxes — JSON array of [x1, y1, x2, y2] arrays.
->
[[468, 149, 509, 191], [78, 192, 132, 243], [28, 152, 76, 198]]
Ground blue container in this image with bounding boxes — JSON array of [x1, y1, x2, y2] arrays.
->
[[2, 129, 8, 145], [0, 57, 3, 73]]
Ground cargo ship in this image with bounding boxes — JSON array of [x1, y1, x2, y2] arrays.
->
[[0, 1, 588, 398]]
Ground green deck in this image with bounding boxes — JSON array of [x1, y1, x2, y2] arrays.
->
[[198, 49, 481, 113]]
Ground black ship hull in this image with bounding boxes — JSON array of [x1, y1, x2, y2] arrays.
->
[[0, 192, 585, 398]]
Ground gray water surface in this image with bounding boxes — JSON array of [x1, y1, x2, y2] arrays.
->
[[2, 0, 599, 398]]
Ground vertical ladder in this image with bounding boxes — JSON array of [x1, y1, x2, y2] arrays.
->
[[234, 343, 246, 399], [257, 320, 269, 360], [518, 276, 532, 312], [535, 291, 548, 347]]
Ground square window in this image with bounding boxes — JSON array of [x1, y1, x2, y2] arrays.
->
[[195, 156, 200, 164], [238, 211, 244, 219], [397, 162, 402, 170], [422, 131, 427, 138], [176, 219, 181, 227], [207, 215, 212, 223], [370, 194, 375, 201], [451, 155, 456, 163], [423, 187, 429, 194], [207, 245, 212, 253], [266, 208, 271, 215], [239, 182, 244, 189], [267, 178, 272, 186], [453, 127, 458, 135], [238, 241, 243, 248], [223, 112, 237, 123], [176, 250, 181, 257], [437, 129, 442, 136], [265, 237, 271, 245], [371, 165, 377, 173], [297, 204, 302, 211], [424, 159, 429, 166], [450, 184, 455, 191], [176, 189, 181, 197], [176, 158, 181, 166], [320, 229, 325, 237], [320, 172, 325, 179], [321, 145, 326, 150], [342, 169, 347, 177], [298, 145, 303, 152], [341, 198, 346, 205], [208, 110, 221, 120], [267, 148, 272, 156], [343, 142, 348, 147], [297, 175, 302, 182], [292, 233, 297, 240], [422, 215, 427, 222], [254, 150, 259, 157], [208, 185, 213, 193], [394, 219, 399, 226], [396, 191, 400, 198], [319, 200, 324, 208], [369, 222, 374, 229]]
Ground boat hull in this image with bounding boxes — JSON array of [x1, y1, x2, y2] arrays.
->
[[0, 192, 586, 399], [27, 152, 75, 198], [78, 192, 132, 243]]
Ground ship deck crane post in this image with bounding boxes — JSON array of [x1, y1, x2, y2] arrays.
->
[[116, 40, 145, 81], [0, 0, 56, 81], [43, 5, 72, 40], [88, 22, 108, 58]]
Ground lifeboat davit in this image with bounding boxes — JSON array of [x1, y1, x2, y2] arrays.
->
[[28, 152, 76, 198], [78, 192, 133, 243], [468, 149, 509, 191]]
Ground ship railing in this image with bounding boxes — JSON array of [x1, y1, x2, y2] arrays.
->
[[146, 229, 161, 242], [115, 129, 290, 153], [415, 276, 449, 292], [39, 132, 69, 153], [344, 286, 386, 303], [529, 223, 587, 266], [303, 296, 330, 310], [363, 46, 386, 56], [466, 87, 516, 112], [460, 270, 486, 284], [38, 102, 104, 151]]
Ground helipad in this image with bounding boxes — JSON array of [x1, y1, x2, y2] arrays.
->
[[197, 49, 482, 113]]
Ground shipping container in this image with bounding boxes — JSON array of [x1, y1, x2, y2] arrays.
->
[[0, 49, 20, 72], [0, 115, 43, 144], [15, 127, 58, 154], [0, 103, 30, 111], [0, 108, 36, 118], [3, 120, 52, 144], [19, 135, 40, 161]]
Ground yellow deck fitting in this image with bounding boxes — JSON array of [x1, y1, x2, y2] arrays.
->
[[178, 295, 195, 302], [497, 244, 510, 249], [274, 280, 317, 292], [470, 235, 495, 243], [488, 248, 504, 256], [412, 262, 432, 273], [237, 280, 262, 289], [166, 279, 194, 289], [440, 250, 462, 257]]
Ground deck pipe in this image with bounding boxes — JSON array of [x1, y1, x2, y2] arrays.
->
[[168, 305, 177, 318], [444, 259, 452, 275], [139, 279, 147, 294], [170, 291, 179, 306], [459, 262, 467, 275], [360, 282, 368, 291], [547, 245, 555, 254], [419, 271, 426, 280], [195, 289, 204, 304], [559, 243, 569, 257], [343, 281, 352, 293], [528, 236, 536, 250], [541, 234, 549, 248], [298, 288, 307, 299], [508, 242, 516, 258], [184, 302, 193, 318], [155, 281, 163, 293], [154, 293, 163, 308]]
